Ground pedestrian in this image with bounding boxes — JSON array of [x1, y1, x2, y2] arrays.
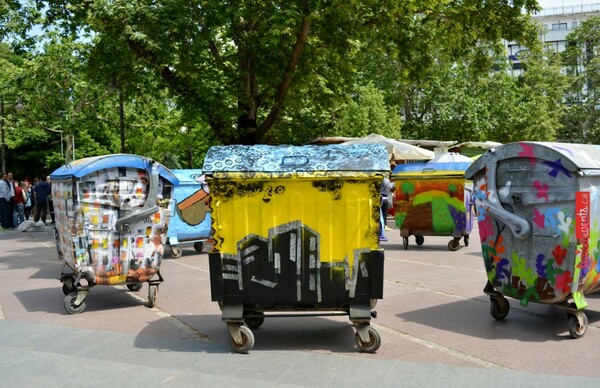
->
[[33, 176, 51, 225], [14, 181, 26, 226], [7, 172, 16, 228], [48, 178, 55, 224], [0, 174, 11, 229], [24, 182, 33, 220], [379, 174, 395, 241]]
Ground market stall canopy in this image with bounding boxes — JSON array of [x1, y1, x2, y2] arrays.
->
[[341, 134, 434, 161]]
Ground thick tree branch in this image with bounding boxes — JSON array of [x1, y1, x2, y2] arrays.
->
[[257, 15, 312, 140]]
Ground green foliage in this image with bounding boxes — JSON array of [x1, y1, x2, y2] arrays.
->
[[334, 83, 402, 139]]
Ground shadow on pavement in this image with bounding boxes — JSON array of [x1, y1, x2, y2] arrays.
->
[[397, 297, 600, 342], [135, 314, 358, 354]]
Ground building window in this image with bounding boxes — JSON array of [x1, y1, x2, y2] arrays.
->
[[552, 23, 568, 30], [572, 21, 578, 29]]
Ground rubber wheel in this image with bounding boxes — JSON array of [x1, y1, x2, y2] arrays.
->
[[171, 246, 183, 258], [415, 235, 424, 246], [193, 242, 204, 252], [64, 292, 86, 314], [62, 278, 79, 296], [354, 326, 381, 353], [229, 325, 255, 354], [490, 297, 510, 320], [568, 313, 588, 339], [464, 235, 469, 246], [448, 239, 460, 251], [148, 285, 157, 308], [127, 282, 143, 292], [403, 237, 409, 250], [243, 312, 265, 329]]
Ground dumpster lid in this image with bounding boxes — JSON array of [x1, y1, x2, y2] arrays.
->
[[202, 144, 389, 173], [170, 169, 204, 185], [50, 154, 179, 184], [393, 161, 472, 175], [465, 142, 600, 179]]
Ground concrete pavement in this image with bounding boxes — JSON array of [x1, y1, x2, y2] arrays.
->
[[1, 223, 600, 386]]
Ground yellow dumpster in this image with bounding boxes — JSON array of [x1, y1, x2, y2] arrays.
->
[[203, 144, 388, 353]]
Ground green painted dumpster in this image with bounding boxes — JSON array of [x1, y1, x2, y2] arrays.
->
[[466, 142, 600, 338], [203, 144, 387, 353]]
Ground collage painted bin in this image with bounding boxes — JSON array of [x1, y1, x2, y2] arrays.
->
[[202, 144, 387, 353], [167, 169, 212, 258], [50, 154, 178, 314], [392, 161, 474, 251], [465, 142, 600, 338]]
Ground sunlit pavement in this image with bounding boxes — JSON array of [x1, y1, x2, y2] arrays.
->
[[1, 222, 599, 387]]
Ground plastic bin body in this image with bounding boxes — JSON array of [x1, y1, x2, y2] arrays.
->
[[392, 162, 474, 249], [203, 144, 388, 352], [167, 169, 211, 254], [466, 142, 600, 308], [50, 155, 177, 289]]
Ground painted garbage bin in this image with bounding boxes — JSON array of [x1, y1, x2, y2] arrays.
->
[[465, 142, 600, 338], [203, 144, 387, 353], [167, 169, 212, 258], [392, 160, 474, 250], [50, 154, 178, 313]]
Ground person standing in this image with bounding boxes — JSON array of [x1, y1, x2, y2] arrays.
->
[[0, 174, 11, 229], [7, 172, 16, 228], [24, 182, 33, 220], [33, 176, 51, 225], [14, 181, 26, 226]]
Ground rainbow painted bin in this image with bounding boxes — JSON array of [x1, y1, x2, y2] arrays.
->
[[392, 161, 474, 251], [167, 169, 212, 258], [50, 154, 178, 314], [465, 142, 600, 338], [203, 144, 387, 353]]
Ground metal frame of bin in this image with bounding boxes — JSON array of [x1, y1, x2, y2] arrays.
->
[[466, 142, 600, 338], [392, 162, 474, 251], [167, 169, 212, 258], [203, 144, 387, 353], [50, 154, 178, 313]]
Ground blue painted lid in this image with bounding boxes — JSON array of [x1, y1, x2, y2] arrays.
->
[[170, 169, 204, 186], [393, 162, 472, 174], [50, 154, 179, 183], [202, 144, 389, 174]]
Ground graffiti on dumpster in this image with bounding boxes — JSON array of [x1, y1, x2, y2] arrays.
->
[[176, 174, 210, 226], [471, 142, 600, 307], [219, 220, 372, 303], [52, 167, 172, 285], [394, 178, 469, 235]]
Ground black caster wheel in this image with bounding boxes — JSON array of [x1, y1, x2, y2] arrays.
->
[[490, 297, 510, 320]]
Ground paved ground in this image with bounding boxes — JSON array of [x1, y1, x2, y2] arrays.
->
[[1, 221, 600, 387]]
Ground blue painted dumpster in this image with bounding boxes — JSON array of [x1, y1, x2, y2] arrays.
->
[[50, 154, 178, 313], [466, 142, 600, 338], [167, 169, 212, 258], [203, 144, 387, 353]]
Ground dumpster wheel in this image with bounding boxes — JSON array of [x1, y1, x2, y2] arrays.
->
[[490, 297, 510, 320], [567, 312, 588, 339], [402, 237, 409, 250], [415, 235, 424, 246], [64, 291, 86, 314], [448, 239, 460, 251], [228, 325, 255, 354], [127, 282, 143, 292], [171, 246, 183, 258], [147, 285, 158, 308], [354, 326, 381, 353], [243, 312, 265, 329], [193, 242, 204, 252], [61, 277, 80, 296]]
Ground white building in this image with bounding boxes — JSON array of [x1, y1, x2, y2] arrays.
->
[[508, 3, 600, 75]]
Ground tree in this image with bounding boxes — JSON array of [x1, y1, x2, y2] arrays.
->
[[562, 15, 600, 143], [31, 0, 543, 145]]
